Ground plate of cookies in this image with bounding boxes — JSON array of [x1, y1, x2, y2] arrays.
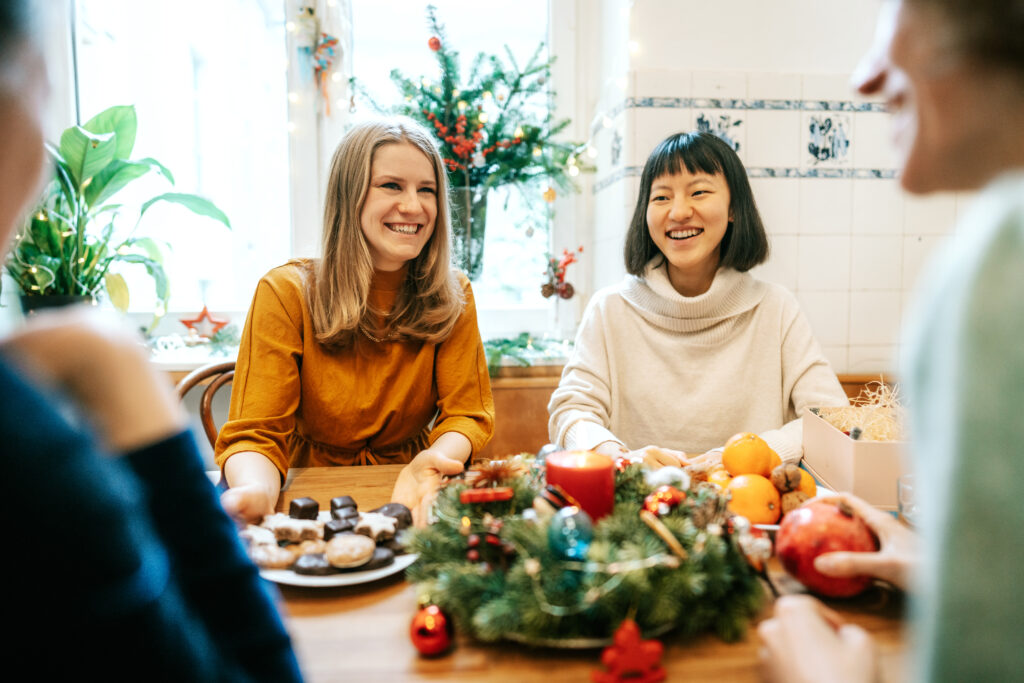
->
[[240, 495, 418, 587]]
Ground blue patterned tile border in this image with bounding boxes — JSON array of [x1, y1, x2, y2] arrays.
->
[[591, 97, 887, 135], [593, 166, 898, 193]]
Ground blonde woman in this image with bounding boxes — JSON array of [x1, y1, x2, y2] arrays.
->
[[216, 118, 494, 523]]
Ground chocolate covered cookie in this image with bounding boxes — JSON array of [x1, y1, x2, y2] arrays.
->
[[324, 517, 356, 541], [292, 553, 335, 576], [354, 512, 398, 542], [330, 496, 356, 512], [336, 546, 395, 573], [370, 502, 413, 530], [289, 497, 319, 520]]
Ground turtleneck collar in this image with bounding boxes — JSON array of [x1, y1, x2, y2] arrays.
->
[[371, 263, 409, 293], [619, 257, 767, 333]]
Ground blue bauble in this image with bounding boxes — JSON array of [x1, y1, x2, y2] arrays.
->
[[547, 506, 594, 559]]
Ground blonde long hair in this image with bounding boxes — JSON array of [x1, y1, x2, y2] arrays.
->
[[307, 117, 464, 347]]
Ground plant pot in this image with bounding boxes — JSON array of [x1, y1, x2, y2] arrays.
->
[[19, 294, 97, 315], [451, 185, 488, 280]]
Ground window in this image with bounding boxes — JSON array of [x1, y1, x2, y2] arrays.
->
[[350, 0, 552, 316], [74, 0, 290, 315]]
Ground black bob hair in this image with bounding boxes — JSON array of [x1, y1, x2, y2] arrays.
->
[[624, 131, 769, 276]]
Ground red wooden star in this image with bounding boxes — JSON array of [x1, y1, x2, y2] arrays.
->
[[591, 619, 666, 683], [179, 305, 229, 339]]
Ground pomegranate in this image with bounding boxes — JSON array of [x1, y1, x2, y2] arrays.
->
[[775, 499, 880, 598]]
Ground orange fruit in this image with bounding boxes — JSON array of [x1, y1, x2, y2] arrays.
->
[[768, 449, 782, 471], [722, 432, 774, 477], [797, 470, 817, 498], [726, 474, 782, 524], [707, 469, 732, 490]]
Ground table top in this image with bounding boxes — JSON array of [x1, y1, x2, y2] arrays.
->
[[273, 466, 908, 683]]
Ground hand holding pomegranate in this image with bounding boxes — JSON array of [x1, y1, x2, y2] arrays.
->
[[812, 493, 918, 591]]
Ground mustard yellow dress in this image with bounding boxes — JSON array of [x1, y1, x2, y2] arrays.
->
[[214, 261, 494, 477]]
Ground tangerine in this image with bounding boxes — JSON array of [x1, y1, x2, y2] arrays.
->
[[726, 474, 782, 524], [707, 469, 732, 490], [722, 432, 774, 477], [768, 449, 782, 471], [797, 470, 817, 498]]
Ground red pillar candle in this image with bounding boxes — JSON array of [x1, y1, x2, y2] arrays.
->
[[545, 450, 615, 520]]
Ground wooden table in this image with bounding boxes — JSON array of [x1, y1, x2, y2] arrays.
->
[[272, 467, 908, 682]]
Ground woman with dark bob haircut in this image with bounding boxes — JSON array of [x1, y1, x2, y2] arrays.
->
[[624, 131, 768, 276], [549, 131, 847, 466]]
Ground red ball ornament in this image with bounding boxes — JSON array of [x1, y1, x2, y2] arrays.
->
[[642, 485, 686, 516], [428, 36, 441, 51], [410, 604, 453, 656]]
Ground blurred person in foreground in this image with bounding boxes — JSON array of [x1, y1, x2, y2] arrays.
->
[[0, 1, 302, 679], [758, 1, 1024, 681]]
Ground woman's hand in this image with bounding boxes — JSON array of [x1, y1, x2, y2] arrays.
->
[[220, 485, 276, 524], [1, 308, 186, 452], [758, 595, 878, 683], [814, 493, 918, 590], [222, 451, 282, 524], [392, 440, 468, 527]]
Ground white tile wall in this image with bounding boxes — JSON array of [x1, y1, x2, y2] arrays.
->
[[849, 291, 902, 345], [633, 68, 692, 99], [851, 235, 903, 290], [799, 179, 853, 235], [798, 235, 852, 291], [750, 178, 801, 234], [747, 73, 801, 101], [753, 234, 799, 291], [692, 71, 747, 98], [852, 178, 904, 236], [797, 291, 850, 346], [904, 192, 958, 235], [745, 110, 801, 168], [853, 112, 900, 169]]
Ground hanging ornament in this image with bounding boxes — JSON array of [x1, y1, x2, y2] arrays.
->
[[547, 506, 593, 560], [312, 33, 340, 115], [642, 485, 687, 516], [591, 619, 666, 683], [179, 305, 229, 339], [428, 36, 441, 51], [410, 604, 454, 656], [543, 186, 557, 202]]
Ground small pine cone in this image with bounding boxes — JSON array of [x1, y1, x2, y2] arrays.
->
[[781, 490, 810, 515], [770, 463, 803, 493], [541, 283, 556, 298]]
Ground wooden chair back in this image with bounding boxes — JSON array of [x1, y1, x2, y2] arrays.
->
[[175, 361, 235, 448]]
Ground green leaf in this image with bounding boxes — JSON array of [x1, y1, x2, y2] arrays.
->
[[104, 272, 130, 311], [83, 105, 137, 159], [59, 127, 116, 189], [83, 159, 153, 207], [122, 236, 165, 264], [137, 157, 175, 184], [140, 192, 231, 229], [115, 253, 170, 308]]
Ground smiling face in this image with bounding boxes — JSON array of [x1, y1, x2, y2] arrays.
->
[[853, 0, 1023, 193], [359, 141, 437, 271], [646, 169, 732, 296]]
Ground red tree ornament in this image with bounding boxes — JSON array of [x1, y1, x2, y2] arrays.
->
[[179, 305, 229, 339], [428, 36, 441, 51], [410, 604, 453, 656], [642, 485, 687, 516], [591, 619, 666, 683]]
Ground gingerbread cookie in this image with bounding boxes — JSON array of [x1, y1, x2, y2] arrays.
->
[[261, 512, 323, 542], [336, 546, 394, 573], [325, 533, 376, 568], [354, 512, 398, 542], [249, 543, 295, 570]]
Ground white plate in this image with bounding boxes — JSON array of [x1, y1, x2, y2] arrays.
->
[[260, 552, 418, 587]]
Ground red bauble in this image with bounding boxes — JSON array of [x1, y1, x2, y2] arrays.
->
[[428, 36, 441, 51], [775, 500, 880, 598], [410, 604, 453, 656], [642, 485, 686, 516], [592, 618, 666, 683]]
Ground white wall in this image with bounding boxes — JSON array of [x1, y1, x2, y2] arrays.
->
[[572, 0, 963, 375]]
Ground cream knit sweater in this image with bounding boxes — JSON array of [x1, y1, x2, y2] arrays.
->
[[548, 260, 848, 463]]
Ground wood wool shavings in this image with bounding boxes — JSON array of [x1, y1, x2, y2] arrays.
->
[[817, 382, 905, 441]]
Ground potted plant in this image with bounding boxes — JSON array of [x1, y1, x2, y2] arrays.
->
[[370, 5, 586, 280], [4, 105, 230, 321]]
